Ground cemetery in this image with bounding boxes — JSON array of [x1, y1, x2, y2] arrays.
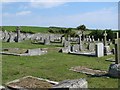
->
[[0, 26, 120, 89]]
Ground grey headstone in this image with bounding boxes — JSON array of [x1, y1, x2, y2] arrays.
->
[[108, 64, 120, 78], [3, 30, 9, 42], [44, 37, 50, 45], [88, 43, 95, 51], [104, 46, 112, 55], [71, 44, 79, 52], [16, 26, 21, 42], [27, 48, 42, 56], [8, 32, 15, 42]]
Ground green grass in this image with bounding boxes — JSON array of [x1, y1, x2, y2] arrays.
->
[[2, 41, 119, 88], [1, 26, 49, 33]]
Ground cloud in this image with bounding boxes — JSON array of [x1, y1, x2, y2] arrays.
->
[[16, 11, 31, 15], [29, 0, 67, 8], [3, 11, 31, 17], [34, 7, 117, 29]]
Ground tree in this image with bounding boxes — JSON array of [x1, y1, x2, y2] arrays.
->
[[77, 25, 86, 33]]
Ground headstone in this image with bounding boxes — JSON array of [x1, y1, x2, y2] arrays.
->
[[104, 46, 112, 55], [108, 32, 120, 78], [97, 38, 100, 42], [3, 30, 9, 42], [78, 34, 83, 51], [88, 43, 95, 51], [61, 37, 65, 45], [103, 31, 107, 46], [71, 44, 79, 52], [44, 37, 50, 45], [95, 43, 104, 57], [63, 40, 70, 48], [114, 32, 120, 64], [101, 38, 103, 42], [27, 48, 42, 56], [92, 36, 95, 42], [68, 35, 70, 41], [49, 34, 54, 42], [8, 32, 15, 42], [16, 26, 21, 42]]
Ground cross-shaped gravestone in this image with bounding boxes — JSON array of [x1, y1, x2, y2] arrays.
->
[[103, 31, 107, 46], [114, 32, 120, 64]]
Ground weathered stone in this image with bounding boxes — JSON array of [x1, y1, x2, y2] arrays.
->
[[63, 40, 70, 47], [61, 46, 71, 53], [88, 43, 95, 51], [3, 30, 9, 42], [16, 26, 21, 42], [53, 79, 88, 89], [44, 38, 50, 45], [103, 31, 107, 46], [108, 64, 120, 78], [8, 32, 16, 42], [104, 46, 112, 55], [71, 44, 79, 52]]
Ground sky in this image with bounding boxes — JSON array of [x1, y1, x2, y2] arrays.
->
[[1, 0, 119, 30]]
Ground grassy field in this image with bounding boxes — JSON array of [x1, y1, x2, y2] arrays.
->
[[2, 40, 119, 88], [1, 26, 92, 35], [1, 26, 49, 33]]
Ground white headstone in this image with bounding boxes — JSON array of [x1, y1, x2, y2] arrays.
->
[[95, 43, 104, 57]]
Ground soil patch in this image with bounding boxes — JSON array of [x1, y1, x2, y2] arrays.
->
[[70, 66, 107, 76]]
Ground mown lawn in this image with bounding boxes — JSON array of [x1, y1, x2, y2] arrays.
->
[[2, 41, 119, 88]]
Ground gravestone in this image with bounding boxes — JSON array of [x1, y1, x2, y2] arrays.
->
[[103, 31, 107, 46], [92, 36, 95, 42], [16, 26, 21, 42], [8, 32, 15, 42], [3, 30, 9, 42], [61, 37, 65, 45], [114, 33, 120, 64], [44, 37, 50, 45], [27, 48, 42, 56], [101, 38, 103, 42], [88, 43, 95, 51], [71, 44, 79, 52], [108, 32, 120, 78], [95, 43, 104, 57], [104, 46, 112, 55], [49, 34, 54, 42], [103, 31, 111, 55], [78, 34, 83, 51], [63, 40, 70, 47], [97, 38, 100, 42], [67, 35, 70, 41]]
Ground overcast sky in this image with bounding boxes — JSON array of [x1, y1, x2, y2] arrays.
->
[[1, 0, 119, 30]]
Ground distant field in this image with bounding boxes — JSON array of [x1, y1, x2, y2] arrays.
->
[[2, 40, 118, 88], [1, 26, 49, 33], [1, 26, 92, 34]]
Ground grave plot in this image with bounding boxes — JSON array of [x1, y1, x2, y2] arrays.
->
[[70, 66, 107, 76], [6, 76, 58, 90], [6, 76, 88, 89], [1, 48, 47, 56]]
